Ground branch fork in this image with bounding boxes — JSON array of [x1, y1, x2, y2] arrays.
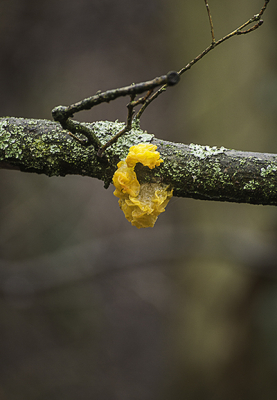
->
[[52, 0, 270, 159], [52, 71, 180, 157]]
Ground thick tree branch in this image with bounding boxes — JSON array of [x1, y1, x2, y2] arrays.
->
[[1, 117, 277, 206]]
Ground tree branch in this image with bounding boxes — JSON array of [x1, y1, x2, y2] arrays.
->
[[136, 0, 269, 119], [1, 117, 277, 206]]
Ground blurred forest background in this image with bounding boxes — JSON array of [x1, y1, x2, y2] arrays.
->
[[1, 0, 277, 399]]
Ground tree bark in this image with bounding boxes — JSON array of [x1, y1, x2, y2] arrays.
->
[[1, 116, 277, 205]]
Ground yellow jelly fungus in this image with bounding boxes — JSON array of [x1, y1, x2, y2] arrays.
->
[[113, 160, 140, 198], [126, 143, 163, 169], [113, 143, 173, 228]]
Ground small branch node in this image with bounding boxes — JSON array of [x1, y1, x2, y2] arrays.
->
[[166, 71, 180, 86]]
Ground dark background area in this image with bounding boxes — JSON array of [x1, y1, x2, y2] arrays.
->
[[1, 1, 277, 399]]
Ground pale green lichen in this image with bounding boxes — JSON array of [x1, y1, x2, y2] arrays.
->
[[49, 144, 61, 154], [189, 143, 227, 159], [239, 159, 247, 166], [154, 141, 230, 198], [0, 117, 154, 182], [243, 179, 260, 190], [211, 162, 223, 176], [0, 131, 11, 150], [187, 157, 226, 188], [84, 120, 153, 158], [0, 117, 93, 175], [260, 165, 277, 177]]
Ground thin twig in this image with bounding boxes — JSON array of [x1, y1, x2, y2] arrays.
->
[[204, 0, 215, 44], [136, 0, 270, 119], [52, 72, 179, 123], [178, 1, 269, 74], [52, 71, 179, 153], [97, 95, 135, 157], [52, 0, 270, 156], [97, 91, 156, 157]]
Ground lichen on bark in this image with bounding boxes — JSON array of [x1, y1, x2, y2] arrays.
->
[[1, 116, 277, 206]]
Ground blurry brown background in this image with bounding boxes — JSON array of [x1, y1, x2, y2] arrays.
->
[[1, 1, 277, 399]]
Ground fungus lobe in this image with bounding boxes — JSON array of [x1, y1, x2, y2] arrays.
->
[[113, 143, 173, 228]]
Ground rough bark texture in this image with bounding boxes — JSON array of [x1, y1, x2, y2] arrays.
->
[[1, 116, 277, 205]]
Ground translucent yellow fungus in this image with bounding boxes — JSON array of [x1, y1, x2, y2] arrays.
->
[[125, 143, 163, 169], [113, 143, 173, 228], [113, 160, 140, 198]]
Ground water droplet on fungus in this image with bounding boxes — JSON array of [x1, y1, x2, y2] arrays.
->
[[113, 143, 173, 228]]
